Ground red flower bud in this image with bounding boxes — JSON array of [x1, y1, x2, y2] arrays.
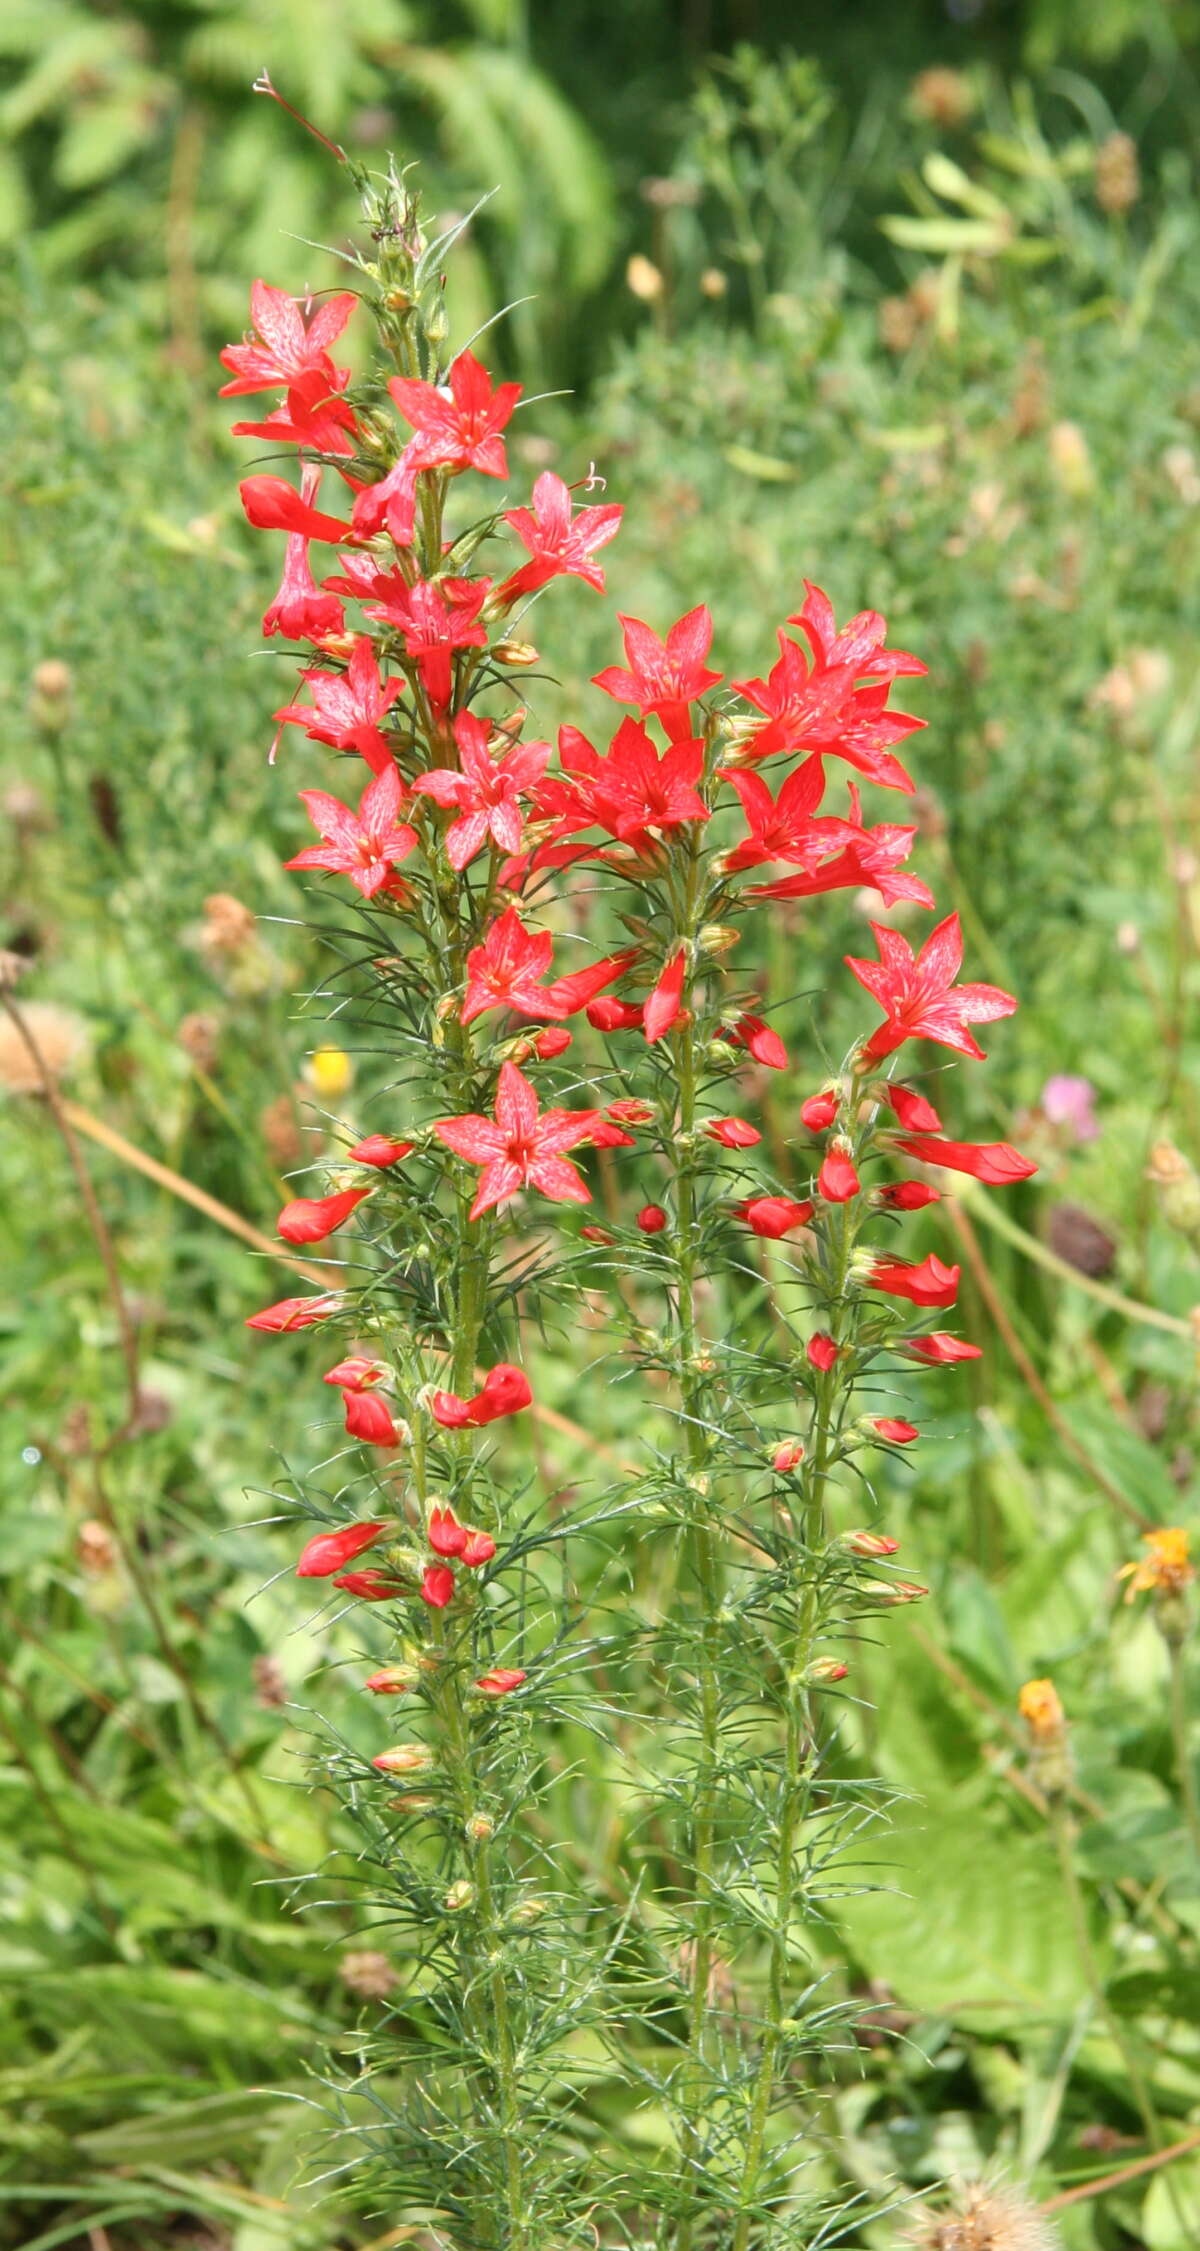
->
[[844, 1529, 900, 1557], [432, 1364, 532, 1429], [343, 1388, 401, 1446], [332, 1568, 407, 1601], [346, 1134, 414, 1168], [420, 1564, 456, 1609], [474, 1668, 526, 1696], [296, 1519, 388, 1577], [903, 1332, 982, 1365], [707, 1117, 762, 1148], [587, 995, 643, 1031], [729, 1014, 787, 1069], [607, 1098, 654, 1125], [869, 1253, 959, 1309], [732, 1195, 814, 1238], [246, 1293, 340, 1333], [644, 951, 687, 1043], [863, 1579, 928, 1607], [876, 1180, 940, 1210], [365, 1666, 418, 1694], [806, 1657, 849, 1685], [322, 1356, 387, 1391], [772, 1441, 805, 1472], [801, 1092, 838, 1131], [276, 1186, 371, 1244], [872, 1417, 919, 1443], [428, 1505, 468, 1558], [533, 1026, 573, 1059], [817, 1150, 860, 1202], [884, 1084, 942, 1134], [460, 1529, 496, 1568], [807, 1333, 839, 1372], [372, 1744, 434, 1775], [581, 1224, 615, 1244], [637, 1204, 668, 1233]]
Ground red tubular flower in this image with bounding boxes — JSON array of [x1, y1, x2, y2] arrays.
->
[[869, 1253, 960, 1308], [637, 1205, 668, 1234], [460, 1529, 496, 1568], [431, 1363, 533, 1429], [461, 907, 636, 1027], [474, 1668, 526, 1696], [272, 638, 405, 777], [707, 1118, 761, 1148], [587, 995, 643, 1031], [344, 1389, 401, 1446], [808, 1333, 839, 1371], [593, 607, 723, 741], [389, 348, 522, 478], [346, 1134, 414, 1168], [644, 951, 687, 1043], [533, 1027, 572, 1059], [420, 1564, 456, 1608], [348, 448, 420, 546], [220, 280, 356, 395], [285, 766, 418, 898], [725, 1015, 788, 1070], [731, 583, 925, 787], [773, 1441, 805, 1472], [499, 472, 623, 600], [720, 756, 834, 873], [546, 718, 710, 849], [801, 1091, 839, 1131], [847, 915, 1018, 1062], [818, 1150, 860, 1202], [733, 1195, 814, 1238], [889, 1134, 1038, 1184], [428, 1505, 469, 1557], [245, 1293, 340, 1333], [608, 1098, 654, 1124], [233, 368, 358, 455], [322, 1357, 388, 1390], [296, 1519, 388, 1577], [434, 1060, 601, 1219], [414, 711, 550, 869], [872, 1417, 919, 1443], [748, 803, 934, 911], [903, 1332, 982, 1364], [333, 1567, 408, 1601], [348, 570, 490, 714], [884, 1084, 943, 1133], [262, 468, 347, 642], [277, 1186, 371, 1244], [240, 474, 352, 544], [877, 1180, 941, 1210]]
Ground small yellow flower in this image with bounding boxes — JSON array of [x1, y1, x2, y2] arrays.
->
[[1117, 1526, 1194, 1603], [307, 1043, 353, 1098], [1018, 1678, 1065, 1741]]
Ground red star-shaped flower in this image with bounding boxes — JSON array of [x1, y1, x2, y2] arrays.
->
[[284, 764, 417, 898], [355, 573, 490, 713], [499, 472, 623, 602], [434, 1060, 601, 1218], [540, 718, 710, 852], [220, 280, 357, 396], [593, 607, 723, 741], [732, 599, 924, 790], [389, 349, 522, 479], [461, 906, 636, 1026], [414, 711, 550, 870], [231, 367, 359, 456], [273, 637, 404, 777], [846, 914, 1017, 1061]]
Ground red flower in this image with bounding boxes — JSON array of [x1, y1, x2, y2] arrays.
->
[[587, 995, 643, 1031], [532, 1026, 572, 1059], [869, 1253, 960, 1308], [593, 607, 723, 741], [644, 951, 687, 1043], [285, 765, 418, 899], [707, 1117, 761, 1148], [749, 796, 934, 912], [427, 1505, 495, 1568], [277, 1186, 371, 1244], [343, 1389, 401, 1447], [434, 1060, 600, 1218], [877, 1180, 941, 1210], [420, 1564, 456, 1608], [773, 1441, 805, 1472], [390, 348, 522, 478], [232, 368, 358, 456], [500, 472, 623, 601], [817, 1151, 860, 1202], [322, 1357, 388, 1391], [346, 1134, 414, 1168], [272, 638, 405, 777], [733, 1195, 815, 1237], [792, 582, 926, 687], [296, 1519, 387, 1577], [546, 718, 710, 849], [240, 473, 352, 544], [884, 1084, 943, 1133], [414, 712, 550, 870], [608, 1098, 654, 1124], [724, 1015, 788, 1070], [474, 1668, 527, 1696], [347, 449, 420, 545], [847, 915, 1018, 1062], [801, 1091, 839, 1132], [872, 1418, 919, 1443], [245, 1293, 340, 1333], [461, 907, 636, 1027], [334, 1568, 407, 1601], [637, 1205, 668, 1234], [358, 573, 490, 714], [220, 280, 356, 395], [889, 1134, 1037, 1184], [262, 468, 347, 643], [732, 586, 925, 788], [720, 756, 828, 873], [808, 1333, 839, 1371], [903, 1332, 982, 1365], [431, 1363, 533, 1429]]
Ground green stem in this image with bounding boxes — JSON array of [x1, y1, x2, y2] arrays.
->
[[1167, 1634, 1200, 1869]]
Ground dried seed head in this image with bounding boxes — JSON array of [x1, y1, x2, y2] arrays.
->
[[251, 1653, 289, 1708], [340, 1949, 399, 2000], [200, 892, 258, 957], [76, 1518, 118, 1574], [0, 1001, 91, 1094], [904, 2179, 1061, 2251], [178, 1010, 221, 1073], [910, 66, 975, 128], [1095, 131, 1140, 216]]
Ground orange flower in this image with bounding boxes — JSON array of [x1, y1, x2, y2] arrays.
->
[[1117, 1526, 1194, 1603], [1018, 1678, 1065, 1741]]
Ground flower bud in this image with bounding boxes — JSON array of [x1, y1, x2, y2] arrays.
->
[[860, 1579, 927, 1607], [444, 1879, 476, 1911], [842, 1530, 900, 1558], [372, 1744, 434, 1775], [772, 1441, 804, 1473], [492, 639, 540, 668], [364, 1665, 420, 1695], [465, 1812, 495, 1841], [697, 923, 740, 957], [805, 1657, 849, 1685], [637, 1204, 668, 1234], [510, 1897, 546, 1925]]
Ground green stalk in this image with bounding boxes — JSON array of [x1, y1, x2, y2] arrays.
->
[[1167, 1633, 1200, 1870]]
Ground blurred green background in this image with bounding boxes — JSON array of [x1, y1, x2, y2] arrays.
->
[[4, 2, 1200, 2245]]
